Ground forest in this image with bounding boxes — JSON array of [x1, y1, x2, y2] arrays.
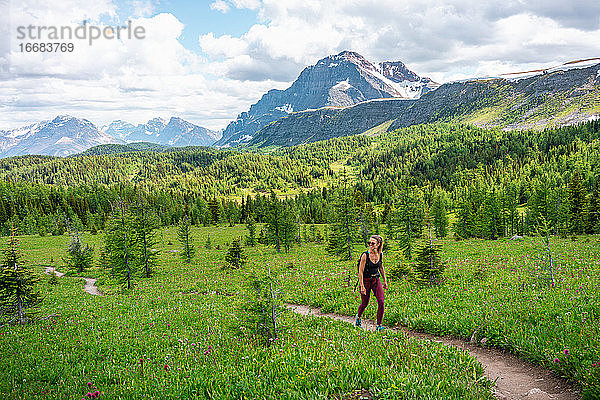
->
[[0, 120, 598, 240]]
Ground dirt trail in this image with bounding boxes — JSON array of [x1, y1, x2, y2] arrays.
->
[[44, 267, 102, 296], [287, 304, 581, 400]]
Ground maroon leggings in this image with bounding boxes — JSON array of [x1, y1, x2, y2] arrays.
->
[[357, 276, 385, 325]]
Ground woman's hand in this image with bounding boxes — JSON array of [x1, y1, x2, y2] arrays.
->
[[382, 281, 388, 290], [360, 286, 366, 295]]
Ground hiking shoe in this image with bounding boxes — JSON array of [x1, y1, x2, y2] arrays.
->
[[376, 325, 385, 332], [355, 316, 361, 327]]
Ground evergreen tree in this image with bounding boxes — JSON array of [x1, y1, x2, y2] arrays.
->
[[568, 170, 587, 234], [234, 267, 281, 347], [280, 206, 297, 253], [267, 193, 284, 253], [105, 200, 136, 289], [224, 238, 247, 269], [413, 218, 446, 285], [205, 233, 212, 249], [131, 198, 159, 278], [585, 184, 599, 234], [326, 175, 357, 261], [431, 191, 448, 238], [0, 225, 42, 324], [245, 216, 257, 247], [208, 199, 220, 225], [64, 229, 94, 274], [178, 214, 195, 263], [394, 188, 424, 260]]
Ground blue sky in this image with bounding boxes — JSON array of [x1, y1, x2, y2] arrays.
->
[[1, 0, 600, 131]]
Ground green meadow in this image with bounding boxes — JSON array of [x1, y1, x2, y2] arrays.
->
[[1, 225, 599, 399]]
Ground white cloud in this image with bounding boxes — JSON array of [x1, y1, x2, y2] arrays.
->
[[210, 1, 230, 13], [199, 0, 600, 83], [131, 0, 155, 17], [2, 0, 600, 133]]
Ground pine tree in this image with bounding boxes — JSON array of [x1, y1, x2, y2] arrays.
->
[[280, 206, 297, 253], [413, 218, 446, 285], [131, 198, 159, 278], [431, 191, 448, 238], [394, 188, 424, 260], [208, 199, 220, 225], [224, 238, 247, 269], [205, 233, 212, 249], [245, 216, 256, 247], [105, 200, 136, 289], [0, 225, 42, 324], [326, 176, 357, 261], [568, 170, 586, 234], [267, 193, 284, 253], [235, 267, 281, 347], [585, 184, 599, 234], [178, 214, 195, 263], [64, 229, 94, 274]]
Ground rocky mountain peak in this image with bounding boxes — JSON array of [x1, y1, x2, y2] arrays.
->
[[216, 50, 434, 147]]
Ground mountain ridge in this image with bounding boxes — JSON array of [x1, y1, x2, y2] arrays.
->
[[216, 50, 436, 147]]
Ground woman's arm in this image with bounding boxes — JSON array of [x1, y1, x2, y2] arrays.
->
[[359, 253, 366, 294], [379, 253, 388, 290]]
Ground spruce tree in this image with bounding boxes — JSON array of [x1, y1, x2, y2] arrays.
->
[[64, 229, 94, 274], [0, 225, 42, 324], [326, 175, 357, 261], [105, 200, 136, 289], [245, 216, 256, 247], [205, 233, 212, 249], [414, 218, 445, 285], [280, 206, 297, 253], [224, 238, 247, 269], [568, 170, 586, 234], [131, 198, 159, 278], [394, 188, 424, 260], [267, 193, 284, 253], [431, 191, 448, 238], [178, 214, 195, 264]]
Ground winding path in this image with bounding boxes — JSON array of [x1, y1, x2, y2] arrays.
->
[[44, 267, 102, 296], [287, 304, 580, 400]]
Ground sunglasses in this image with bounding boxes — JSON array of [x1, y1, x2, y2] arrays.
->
[[368, 242, 377, 245]]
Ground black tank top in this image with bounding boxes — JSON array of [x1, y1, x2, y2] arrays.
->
[[363, 251, 381, 278]]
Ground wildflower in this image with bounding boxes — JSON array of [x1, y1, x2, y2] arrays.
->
[[554, 358, 560, 363], [563, 349, 569, 355], [87, 382, 92, 388], [164, 364, 169, 370], [93, 391, 99, 397]]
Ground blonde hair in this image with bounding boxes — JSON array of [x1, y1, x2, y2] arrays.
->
[[370, 235, 383, 253]]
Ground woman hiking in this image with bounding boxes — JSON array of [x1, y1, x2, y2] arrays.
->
[[355, 234, 388, 331]]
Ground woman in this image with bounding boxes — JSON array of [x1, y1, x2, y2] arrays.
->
[[355, 234, 388, 331]]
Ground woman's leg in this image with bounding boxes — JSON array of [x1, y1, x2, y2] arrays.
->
[[357, 278, 373, 318], [373, 278, 385, 325]]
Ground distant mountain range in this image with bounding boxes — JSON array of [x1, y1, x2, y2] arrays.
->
[[215, 50, 438, 147], [2, 52, 599, 157], [0, 116, 220, 158], [102, 117, 220, 147], [248, 62, 600, 147], [0, 116, 119, 158]]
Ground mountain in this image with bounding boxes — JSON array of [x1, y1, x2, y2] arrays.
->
[[216, 50, 437, 147], [102, 117, 221, 146], [0, 115, 121, 158], [249, 63, 600, 147]]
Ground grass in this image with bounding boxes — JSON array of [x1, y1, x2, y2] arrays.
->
[[0, 226, 494, 399], [278, 234, 600, 398]]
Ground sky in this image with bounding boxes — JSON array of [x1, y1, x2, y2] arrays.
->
[[1, 0, 600, 131]]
